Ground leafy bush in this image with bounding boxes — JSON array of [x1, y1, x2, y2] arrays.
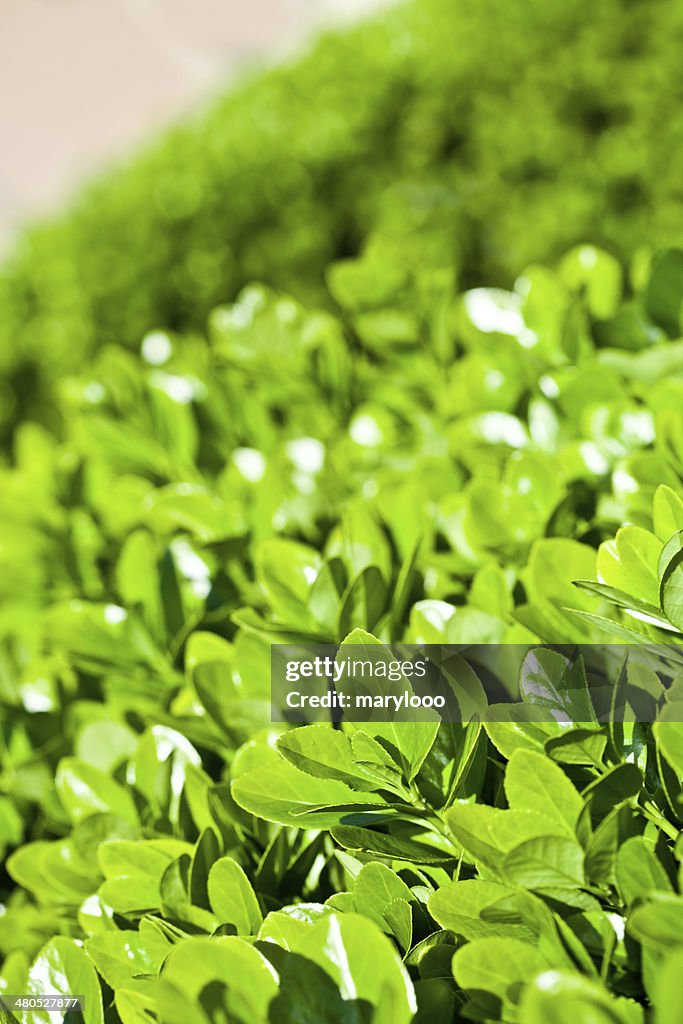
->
[[2, 222, 683, 1021], [5, 0, 683, 438], [4, 0, 683, 1019]]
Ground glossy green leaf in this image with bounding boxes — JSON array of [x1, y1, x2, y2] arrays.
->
[[56, 758, 138, 826], [26, 938, 104, 1024], [520, 970, 643, 1024], [452, 936, 548, 1002], [292, 913, 416, 1024], [157, 937, 277, 1024], [231, 754, 385, 828], [616, 836, 673, 906], [505, 749, 583, 836], [502, 836, 585, 890], [659, 531, 683, 631], [207, 857, 263, 934]]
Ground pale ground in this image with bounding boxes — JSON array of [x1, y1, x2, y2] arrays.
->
[[0, 0, 385, 249]]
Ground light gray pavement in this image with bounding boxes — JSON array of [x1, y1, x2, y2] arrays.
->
[[0, 0, 385, 249]]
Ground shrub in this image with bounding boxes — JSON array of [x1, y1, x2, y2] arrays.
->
[[4, 0, 683, 437], [2, 231, 683, 1020], [4, 0, 683, 1019]]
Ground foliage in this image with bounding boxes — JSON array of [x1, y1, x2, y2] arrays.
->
[[5, 0, 683, 438], [2, 222, 683, 1022], [4, 0, 683, 1018]]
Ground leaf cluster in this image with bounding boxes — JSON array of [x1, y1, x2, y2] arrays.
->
[[2, 237, 683, 1021]]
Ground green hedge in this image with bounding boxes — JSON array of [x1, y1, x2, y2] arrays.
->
[[3, 0, 683, 1020], [3, 0, 683, 437], [2, 231, 683, 1020]]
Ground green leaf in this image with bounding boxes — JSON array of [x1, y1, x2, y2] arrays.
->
[[559, 245, 622, 320], [308, 558, 347, 633], [116, 530, 164, 642], [524, 539, 599, 619], [144, 484, 236, 542], [502, 836, 585, 889], [332, 505, 392, 582], [97, 839, 191, 914], [545, 727, 608, 766], [114, 990, 158, 1024], [408, 601, 457, 643], [597, 526, 662, 608], [484, 718, 558, 759], [56, 758, 138, 826], [653, 948, 683, 1024], [628, 894, 683, 952], [327, 256, 406, 312], [291, 913, 417, 1024], [157, 937, 277, 1024], [231, 754, 385, 828], [653, 486, 683, 542], [350, 731, 404, 791], [616, 836, 673, 906], [659, 531, 683, 631], [189, 827, 220, 911], [646, 249, 683, 335], [331, 825, 456, 865], [382, 898, 413, 953], [160, 854, 218, 932], [445, 803, 569, 874], [504, 749, 583, 836], [339, 629, 439, 781], [8, 838, 100, 905], [429, 880, 533, 942], [585, 804, 638, 886], [573, 580, 675, 631], [276, 726, 370, 789], [411, 979, 456, 1024], [207, 857, 263, 935], [85, 931, 167, 991], [520, 970, 643, 1024], [353, 862, 412, 946], [75, 720, 138, 774], [337, 566, 387, 636], [654, 704, 683, 776], [469, 563, 513, 618], [452, 936, 549, 1003], [255, 539, 322, 625], [257, 903, 332, 949], [583, 763, 643, 821], [26, 938, 104, 1024]]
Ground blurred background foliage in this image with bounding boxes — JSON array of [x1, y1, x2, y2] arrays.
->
[[2, 0, 683, 439]]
